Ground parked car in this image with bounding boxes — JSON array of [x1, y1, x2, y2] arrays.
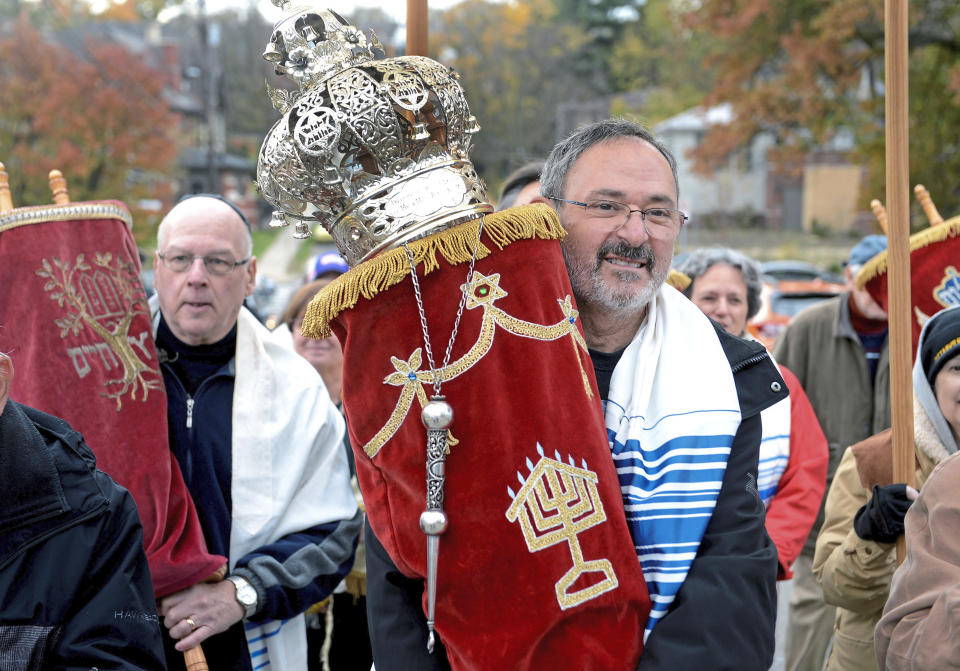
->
[[748, 270, 846, 349], [759, 260, 844, 285]]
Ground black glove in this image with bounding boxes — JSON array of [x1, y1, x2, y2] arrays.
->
[[853, 484, 914, 543]]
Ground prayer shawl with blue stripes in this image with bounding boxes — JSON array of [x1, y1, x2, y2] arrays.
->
[[757, 357, 791, 507], [605, 286, 741, 640]]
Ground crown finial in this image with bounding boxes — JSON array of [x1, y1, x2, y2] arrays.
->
[[256, 7, 491, 266]]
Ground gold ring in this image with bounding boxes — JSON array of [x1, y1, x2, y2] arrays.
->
[[186, 617, 198, 632]]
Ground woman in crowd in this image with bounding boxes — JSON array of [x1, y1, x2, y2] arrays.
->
[[278, 266, 372, 671], [872, 306, 960, 670], [280, 278, 344, 404], [677, 247, 828, 580], [814, 306, 960, 670]]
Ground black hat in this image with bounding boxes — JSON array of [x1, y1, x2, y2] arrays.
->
[[177, 193, 251, 231], [921, 307, 960, 385]]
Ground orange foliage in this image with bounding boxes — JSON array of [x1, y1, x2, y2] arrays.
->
[[686, 0, 884, 176], [0, 18, 178, 219]]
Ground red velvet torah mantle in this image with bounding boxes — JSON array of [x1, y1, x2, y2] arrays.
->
[[304, 205, 651, 670], [857, 214, 960, 357], [0, 201, 226, 597]]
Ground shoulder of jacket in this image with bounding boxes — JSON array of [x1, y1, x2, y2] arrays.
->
[[715, 322, 769, 371], [713, 324, 788, 418], [17, 403, 96, 471], [922, 450, 960, 494], [789, 294, 844, 331], [849, 428, 894, 489]]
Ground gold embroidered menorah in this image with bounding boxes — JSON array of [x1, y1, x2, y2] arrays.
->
[[506, 445, 619, 610]]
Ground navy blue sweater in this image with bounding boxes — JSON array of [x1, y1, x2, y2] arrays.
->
[[156, 317, 360, 671]]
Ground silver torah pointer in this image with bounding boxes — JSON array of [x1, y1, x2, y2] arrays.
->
[[420, 396, 452, 653]]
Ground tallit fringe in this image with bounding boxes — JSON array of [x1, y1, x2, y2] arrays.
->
[[301, 204, 565, 339], [856, 215, 960, 288]]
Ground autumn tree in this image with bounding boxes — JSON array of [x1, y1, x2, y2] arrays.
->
[[606, 0, 715, 124], [548, 0, 646, 90], [0, 19, 178, 237], [433, 0, 592, 184], [684, 0, 960, 217]]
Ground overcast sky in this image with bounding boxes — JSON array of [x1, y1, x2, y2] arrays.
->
[[156, 0, 470, 25], [255, 0, 465, 23]]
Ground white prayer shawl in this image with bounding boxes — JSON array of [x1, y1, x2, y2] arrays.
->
[[606, 286, 742, 640], [150, 300, 357, 670], [755, 350, 791, 507]]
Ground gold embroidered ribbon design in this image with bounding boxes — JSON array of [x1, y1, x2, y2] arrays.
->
[[363, 270, 591, 457], [506, 443, 618, 610]]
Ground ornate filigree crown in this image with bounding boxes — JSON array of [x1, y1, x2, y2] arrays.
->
[[256, 3, 493, 266]]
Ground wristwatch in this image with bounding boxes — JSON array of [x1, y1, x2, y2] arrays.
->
[[226, 575, 259, 618]]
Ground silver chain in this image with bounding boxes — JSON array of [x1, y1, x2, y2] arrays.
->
[[402, 215, 486, 397]]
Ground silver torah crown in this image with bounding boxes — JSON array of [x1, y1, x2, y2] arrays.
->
[[257, 3, 492, 266]]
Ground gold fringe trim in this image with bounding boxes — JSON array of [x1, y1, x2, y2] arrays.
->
[[666, 268, 691, 291], [0, 201, 133, 233], [301, 203, 565, 338], [305, 595, 332, 615], [855, 215, 960, 289], [343, 571, 367, 598]]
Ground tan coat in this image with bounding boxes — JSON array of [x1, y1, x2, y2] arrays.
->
[[875, 450, 960, 670], [813, 397, 947, 671]]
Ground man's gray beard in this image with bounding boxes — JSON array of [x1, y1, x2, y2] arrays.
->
[[561, 240, 668, 313]]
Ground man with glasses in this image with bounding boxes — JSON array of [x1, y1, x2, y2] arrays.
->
[[370, 120, 786, 670], [150, 194, 361, 670], [532, 119, 783, 669]]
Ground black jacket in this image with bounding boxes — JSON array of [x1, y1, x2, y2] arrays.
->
[[0, 401, 166, 671], [364, 324, 783, 671]]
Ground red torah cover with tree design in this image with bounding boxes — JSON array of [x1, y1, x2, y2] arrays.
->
[[0, 200, 226, 596], [305, 207, 651, 670]]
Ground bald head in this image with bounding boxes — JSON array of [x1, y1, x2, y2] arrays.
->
[[158, 196, 252, 258], [153, 196, 257, 346]]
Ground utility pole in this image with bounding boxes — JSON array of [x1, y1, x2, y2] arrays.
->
[[198, 0, 219, 193], [406, 0, 428, 56]]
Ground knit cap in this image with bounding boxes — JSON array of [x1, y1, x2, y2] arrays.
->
[[921, 307, 960, 385]]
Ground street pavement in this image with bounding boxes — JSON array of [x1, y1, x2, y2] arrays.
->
[[257, 228, 302, 282], [253, 231, 341, 326], [772, 578, 792, 671], [252, 231, 304, 326]]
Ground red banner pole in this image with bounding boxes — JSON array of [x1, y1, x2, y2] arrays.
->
[[884, 0, 914, 565]]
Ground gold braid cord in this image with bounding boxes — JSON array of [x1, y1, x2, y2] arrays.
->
[[301, 204, 565, 339], [363, 270, 591, 458], [855, 214, 960, 289]]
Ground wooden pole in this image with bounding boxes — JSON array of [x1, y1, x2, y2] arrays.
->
[[48, 170, 70, 205], [913, 184, 943, 225], [0, 162, 12, 213], [870, 199, 889, 236], [406, 0, 428, 56], [885, 0, 914, 564], [183, 647, 211, 671]]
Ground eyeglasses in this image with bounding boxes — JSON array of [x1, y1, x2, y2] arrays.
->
[[549, 197, 687, 236], [157, 251, 251, 276]]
